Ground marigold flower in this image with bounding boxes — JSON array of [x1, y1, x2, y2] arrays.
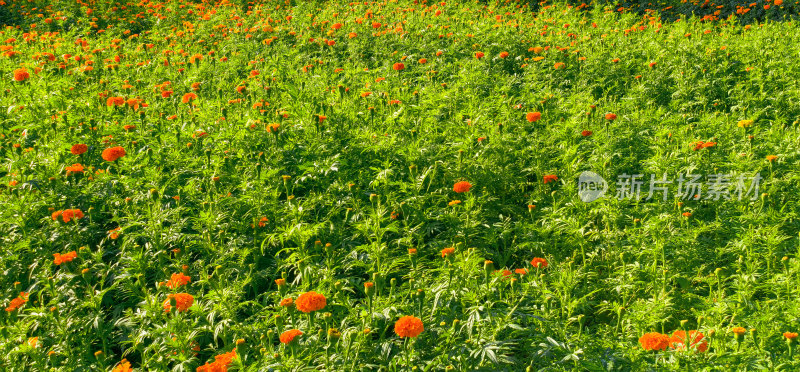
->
[[605, 113, 617, 121], [453, 181, 472, 193], [196, 350, 237, 372], [408, 248, 417, 255], [279, 298, 294, 307], [5, 292, 29, 312], [53, 251, 77, 265], [163, 293, 194, 313], [418, 58, 427, 64], [102, 146, 126, 161], [766, 155, 777, 162], [60, 209, 84, 222], [526, 112, 541, 122], [395, 315, 424, 338], [295, 291, 326, 313], [393, 62, 405, 71], [441, 247, 455, 258], [475, 52, 485, 59], [669, 330, 708, 352], [13, 68, 30, 82], [164, 273, 191, 289], [70, 144, 88, 155], [785, 332, 798, 342], [66, 164, 85, 173], [280, 329, 303, 344], [112, 359, 132, 372], [182, 92, 198, 103], [514, 268, 528, 275], [543, 174, 558, 184], [731, 326, 746, 337], [499, 51, 509, 58], [639, 332, 670, 351], [581, 130, 593, 137], [530, 257, 548, 268]]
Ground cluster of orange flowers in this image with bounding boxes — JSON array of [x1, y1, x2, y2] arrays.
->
[[5, 292, 29, 312], [196, 349, 237, 372], [53, 251, 77, 265], [639, 330, 708, 352], [51, 209, 84, 222], [162, 273, 191, 289], [162, 293, 194, 313]]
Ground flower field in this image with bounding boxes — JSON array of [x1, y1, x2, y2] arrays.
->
[[3, 0, 800, 370]]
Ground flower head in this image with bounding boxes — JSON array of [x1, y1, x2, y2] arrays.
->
[[453, 181, 472, 193], [163, 293, 194, 313], [5, 292, 29, 312], [70, 144, 88, 155], [280, 329, 303, 344], [441, 247, 455, 258], [639, 332, 670, 351], [530, 257, 548, 268], [102, 146, 126, 161], [164, 273, 191, 289], [13, 68, 30, 82], [295, 291, 326, 313], [53, 251, 78, 265], [526, 112, 541, 122], [543, 174, 558, 184], [395, 315, 424, 338]]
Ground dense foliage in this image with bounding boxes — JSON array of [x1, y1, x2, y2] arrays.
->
[[2, 0, 800, 370]]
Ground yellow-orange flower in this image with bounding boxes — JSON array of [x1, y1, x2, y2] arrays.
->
[[53, 251, 77, 265], [394, 315, 424, 338], [102, 146, 126, 161], [639, 332, 669, 351], [295, 291, 326, 313], [163, 293, 194, 312], [280, 329, 303, 344]]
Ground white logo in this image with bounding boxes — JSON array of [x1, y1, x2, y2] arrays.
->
[[579, 171, 608, 202]]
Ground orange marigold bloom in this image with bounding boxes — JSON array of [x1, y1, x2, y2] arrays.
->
[[280, 329, 303, 344], [106, 96, 125, 107], [53, 251, 77, 265], [475, 52, 484, 59], [295, 291, 326, 313], [65, 164, 85, 173], [526, 112, 541, 122], [394, 315, 424, 338], [499, 51, 509, 58], [164, 273, 191, 289], [766, 155, 777, 162], [182, 92, 198, 103], [102, 146, 126, 161], [731, 327, 746, 336], [70, 144, 88, 155], [60, 209, 84, 222], [393, 62, 405, 71], [453, 181, 472, 193], [514, 268, 528, 275], [784, 332, 798, 340], [543, 174, 558, 184], [605, 113, 617, 121], [279, 298, 294, 307], [530, 257, 548, 268], [639, 332, 670, 351], [5, 292, 29, 312], [418, 58, 427, 64], [163, 293, 194, 313], [112, 359, 132, 372], [669, 330, 708, 352], [13, 68, 30, 82], [197, 350, 237, 372], [441, 247, 455, 258]]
